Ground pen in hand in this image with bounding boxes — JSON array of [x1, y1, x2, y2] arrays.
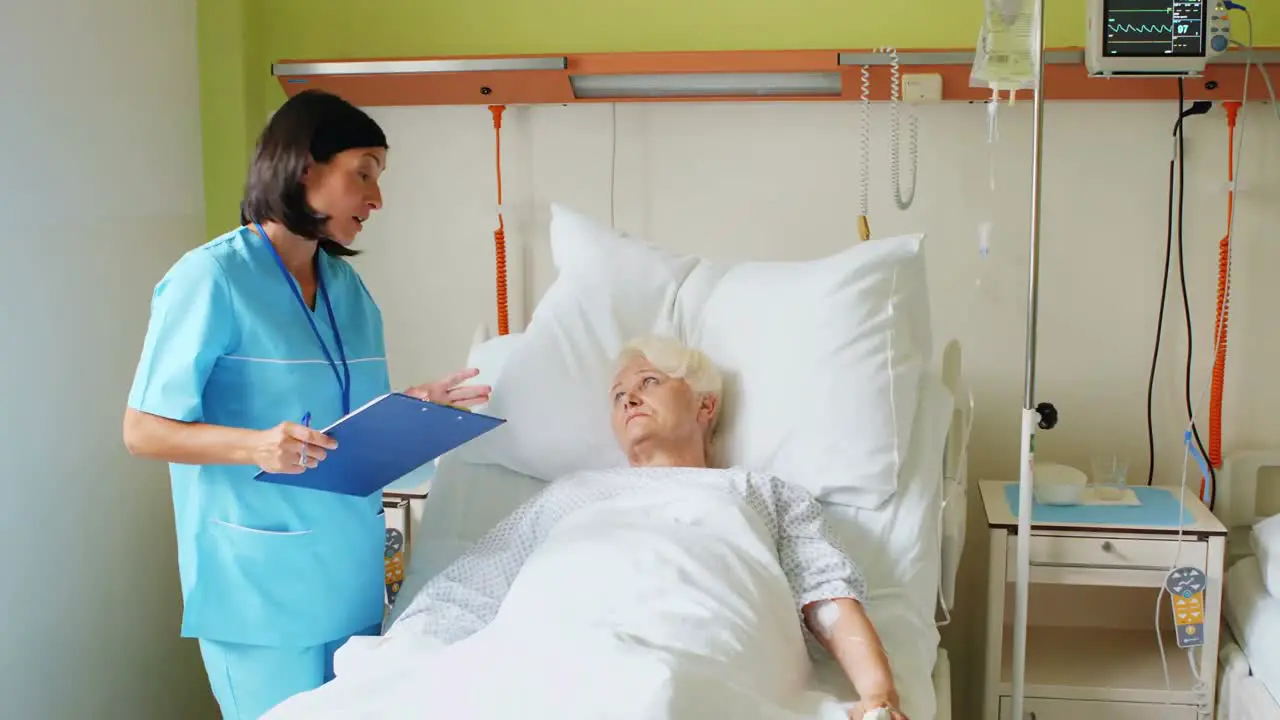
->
[[248, 411, 337, 475], [296, 412, 312, 469]]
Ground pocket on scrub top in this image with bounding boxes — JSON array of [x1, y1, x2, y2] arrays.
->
[[182, 513, 386, 648]]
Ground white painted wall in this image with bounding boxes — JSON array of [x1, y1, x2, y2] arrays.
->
[[0, 1, 217, 717], [352, 97, 1279, 714]]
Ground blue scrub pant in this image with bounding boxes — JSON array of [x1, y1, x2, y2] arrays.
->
[[198, 625, 380, 719]]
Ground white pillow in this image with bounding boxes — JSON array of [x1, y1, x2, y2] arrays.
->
[[1251, 513, 1280, 598], [459, 331, 525, 417], [455, 208, 693, 478], [459, 204, 932, 509]]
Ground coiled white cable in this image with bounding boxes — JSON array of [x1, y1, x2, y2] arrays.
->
[[878, 47, 920, 211], [856, 48, 920, 240], [858, 65, 872, 223]]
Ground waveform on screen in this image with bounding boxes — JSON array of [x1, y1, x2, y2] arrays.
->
[[1109, 23, 1176, 33]]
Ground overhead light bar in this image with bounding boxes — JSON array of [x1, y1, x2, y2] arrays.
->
[[272, 57, 568, 77], [836, 48, 1280, 67], [838, 50, 1084, 66], [570, 72, 842, 99]]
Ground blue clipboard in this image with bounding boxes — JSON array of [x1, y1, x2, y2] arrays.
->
[[255, 393, 506, 497]]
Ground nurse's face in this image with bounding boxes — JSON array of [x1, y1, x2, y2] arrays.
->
[[304, 146, 387, 246]]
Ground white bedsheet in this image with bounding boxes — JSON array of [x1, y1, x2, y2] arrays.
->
[[266, 475, 861, 719], [1223, 556, 1280, 710]]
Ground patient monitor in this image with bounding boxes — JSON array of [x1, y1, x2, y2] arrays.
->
[[1086, 0, 1232, 77]]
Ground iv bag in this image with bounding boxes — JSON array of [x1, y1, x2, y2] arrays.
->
[[970, 0, 1038, 92]]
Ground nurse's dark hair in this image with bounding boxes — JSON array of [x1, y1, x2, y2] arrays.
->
[[239, 89, 388, 257]]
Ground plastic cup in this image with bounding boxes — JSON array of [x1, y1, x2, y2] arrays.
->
[[1091, 455, 1129, 501]]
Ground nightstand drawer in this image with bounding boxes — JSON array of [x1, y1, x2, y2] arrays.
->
[[1006, 535, 1207, 573], [998, 696, 1197, 719]]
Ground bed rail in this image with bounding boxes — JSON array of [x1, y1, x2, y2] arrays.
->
[[938, 339, 973, 626]]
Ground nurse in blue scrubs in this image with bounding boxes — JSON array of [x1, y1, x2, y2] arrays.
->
[[122, 89, 490, 719]]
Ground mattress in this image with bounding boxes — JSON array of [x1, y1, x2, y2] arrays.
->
[[386, 372, 954, 718], [1223, 556, 1280, 711]]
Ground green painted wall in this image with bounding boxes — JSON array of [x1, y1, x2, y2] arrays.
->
[[197, 0, 266, 237], [196, 0, 1279, 238]]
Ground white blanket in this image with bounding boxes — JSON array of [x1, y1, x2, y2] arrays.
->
[[265, 469, 861, 719]]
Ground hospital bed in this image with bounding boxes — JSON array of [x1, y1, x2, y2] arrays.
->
[[274, 205, 970, 719], [1213, 452, 1280, 719], [370, 334, 971, 719]]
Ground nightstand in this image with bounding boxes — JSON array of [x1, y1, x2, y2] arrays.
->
[[978, 479, 1228, 720]]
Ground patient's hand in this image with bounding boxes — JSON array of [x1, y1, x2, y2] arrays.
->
[[802, 598, 906, 720], [847, 693, 908, 719]]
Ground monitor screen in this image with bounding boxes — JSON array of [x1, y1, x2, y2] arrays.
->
[[1102, 0, 1207, 58]]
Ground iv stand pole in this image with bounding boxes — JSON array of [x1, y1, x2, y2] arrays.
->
[[1012, 0, 1058, 718]]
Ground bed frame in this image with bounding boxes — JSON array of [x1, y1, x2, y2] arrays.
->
[[1212, 451, 1280, 719], [933, 339, 973, 720]]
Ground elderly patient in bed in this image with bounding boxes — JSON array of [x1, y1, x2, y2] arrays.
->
[[265, 335, 908, 720]]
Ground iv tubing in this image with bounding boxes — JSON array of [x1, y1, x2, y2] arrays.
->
[[1011, 0, 1047, 718], [489, 105, 510, 337], [1149, 20, 1256, 713]]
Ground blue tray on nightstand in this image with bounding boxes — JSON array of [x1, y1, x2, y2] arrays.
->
[[1004, 484, 1195, 526]]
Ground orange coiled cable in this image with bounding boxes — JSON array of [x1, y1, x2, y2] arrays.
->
[[489, 105, 510, 336], [1209, 101, 1240, 470]]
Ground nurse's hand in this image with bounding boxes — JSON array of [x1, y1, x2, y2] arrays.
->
[[250, 421, 339, 474], [405, 368, 492, 408]]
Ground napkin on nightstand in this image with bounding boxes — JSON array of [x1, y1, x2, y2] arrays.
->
[[1077, 486, 1142, 506]]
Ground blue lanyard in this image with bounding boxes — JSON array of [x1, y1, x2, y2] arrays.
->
[[256, 223, 352, 416]]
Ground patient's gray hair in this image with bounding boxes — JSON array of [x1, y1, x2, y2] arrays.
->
[[615, 335, 724, 435]]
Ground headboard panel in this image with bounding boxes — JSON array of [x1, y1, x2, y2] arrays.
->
[[1216, 451, 1280, 528], [1214, 451, 1280, 563]]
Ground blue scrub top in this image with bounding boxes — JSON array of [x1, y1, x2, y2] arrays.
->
[[128, 227, 391, 648]]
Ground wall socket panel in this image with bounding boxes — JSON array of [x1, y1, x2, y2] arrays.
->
[[902, 73, 943, 103]]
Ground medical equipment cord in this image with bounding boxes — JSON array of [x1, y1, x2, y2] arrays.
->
[[856, 48, 919, 242], [857, 65, 872, 241], [1144, 141, 1175, 490], [1209, 4, 1279, 477], [489, 105, 510, 336], [1144, 82, 1213, 501], [1156, 16, 1259, 712], [1154, 464, 1214, 719], [1185, 6, 1264, 506], [881, 48, 920, 213], [1174, 84, 1215, 508], [1209, 101, 1239, 472]]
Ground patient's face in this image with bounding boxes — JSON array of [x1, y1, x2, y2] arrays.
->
[[609, 355, 716, 457]]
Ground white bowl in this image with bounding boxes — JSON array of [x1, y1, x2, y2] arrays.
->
[[1032, 462, 1088, 506]]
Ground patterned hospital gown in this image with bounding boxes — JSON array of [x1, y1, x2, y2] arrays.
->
[[391, 466, 869, 649]]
